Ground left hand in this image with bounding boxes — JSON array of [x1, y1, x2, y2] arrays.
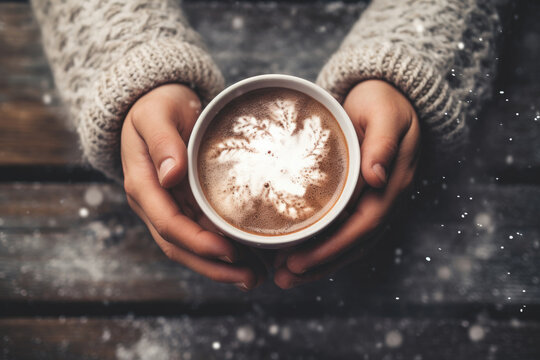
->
[[273, 80, 421, 289]]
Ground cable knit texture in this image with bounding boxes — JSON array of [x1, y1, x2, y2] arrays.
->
[[31, 0, 225, 181], [317, 0, 499, 155], [32, 0, 499, 180]]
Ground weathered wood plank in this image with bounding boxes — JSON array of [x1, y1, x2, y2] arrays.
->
[[471, 0, 540, 178], [0, 101, 81, 166], [1, 2, 539, 175], [0, 183, 538, 308], [1, 316, 540, 360]]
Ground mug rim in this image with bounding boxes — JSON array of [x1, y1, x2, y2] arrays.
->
[[187, 74, 360, 248]]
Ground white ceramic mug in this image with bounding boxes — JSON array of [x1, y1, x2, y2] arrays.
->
[[187, 74, 360, 248]]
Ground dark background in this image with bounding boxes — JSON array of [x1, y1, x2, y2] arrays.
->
[[1, 1, 539, 359]]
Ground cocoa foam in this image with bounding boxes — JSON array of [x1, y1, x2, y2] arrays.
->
[[198, 88, 348, 235]]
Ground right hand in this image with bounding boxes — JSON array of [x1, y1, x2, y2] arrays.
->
[[121, 84, 265, 290]]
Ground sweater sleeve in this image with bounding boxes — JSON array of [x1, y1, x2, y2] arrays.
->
[[31, 0, 225, 182], [317, 0, 499, 155]]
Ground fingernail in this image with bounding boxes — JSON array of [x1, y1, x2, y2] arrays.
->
[[158, 158, 176, 184], [235, 283, 249, 291], [372, 163, 387, 184], [219, 255, 233, 264]]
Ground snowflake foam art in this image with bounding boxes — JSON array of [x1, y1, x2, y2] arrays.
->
[[212, 99, 330, 219]]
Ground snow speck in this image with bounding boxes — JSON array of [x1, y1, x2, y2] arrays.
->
[[474, 212, 494, 233], [325, 2, 344, 13], [268, 324, 279, 336], [468, 325, 485, 342], [102, 329, 111, 342], [458, 42, 465, 50], [231, 16, 244, 30], [84, 186, 104, 207], [454, 257, 472, 273], [385, 330, 403, 348], [117, 332, 170, 360], [42, 93, 52, 105], [413, 19, 424, 33], [212, 341, 221, 350], [437, 266, 452, 280], [79, 207, 89, 218], [425, 257, 431, 262], [433, 290, 444, 302], [316, 25, 328, 33], [280, 326, 292, 341], [505, 155, 514, 165], [236, 325, 255, 343], [474, 244, 496, 260]]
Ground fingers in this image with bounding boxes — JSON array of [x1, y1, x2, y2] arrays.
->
[[128, 83, 201, 188], [127, 179, 266, 290], [127, 178, 237, 260], [131, 106, 188, 189], [274, 240, 369, 289], [343, 80, 413, 189], [285, 193, 384, 274], [283, 116, 420, 275], [142, 203, 262, 289], [122, 117, 237, 262], [359, 114, 408, 189], [120, 85, 267, 289]]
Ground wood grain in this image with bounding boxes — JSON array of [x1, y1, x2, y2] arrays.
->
[[0, 2, 539, 358], [1, 183, 538, 308], [1, 316, 539, 360]]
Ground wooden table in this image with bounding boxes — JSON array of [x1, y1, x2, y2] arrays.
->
[[1, 1, 540, 359]]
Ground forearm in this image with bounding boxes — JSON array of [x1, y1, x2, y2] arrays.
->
[[317, 0, 499, 153], [32, 0, 224, 181]]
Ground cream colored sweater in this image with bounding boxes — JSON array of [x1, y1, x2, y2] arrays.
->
[[32, 0, 499, 181]]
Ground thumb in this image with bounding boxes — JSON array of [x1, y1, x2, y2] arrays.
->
[[132, 110, 188, 189], [360, 118, 405, 188]]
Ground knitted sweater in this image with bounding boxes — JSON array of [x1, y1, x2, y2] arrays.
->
[[317, 0, 499, 155], [31, 0, 225, 181], [32, 0, 498, 181]]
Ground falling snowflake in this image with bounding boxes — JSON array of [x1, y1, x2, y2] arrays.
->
[[210, 99, 330, 219]]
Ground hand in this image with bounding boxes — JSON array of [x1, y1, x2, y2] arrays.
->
[[274, 80, 421, 289], [121, 84, 265, 290]]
